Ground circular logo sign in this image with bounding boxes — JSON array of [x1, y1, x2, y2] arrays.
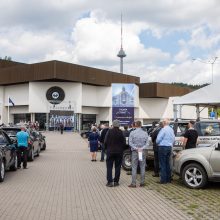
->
[[52, 92, 59, 99], [46, 87, 65, 105]]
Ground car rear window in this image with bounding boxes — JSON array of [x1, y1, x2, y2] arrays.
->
[[199, 122, 220, 136]]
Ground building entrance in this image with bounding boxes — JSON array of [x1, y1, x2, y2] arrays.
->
[[49, 110, 74, 131], [14, 113, 31, 124], [35, 113, 47, 130], [81, 114, 96, 130]]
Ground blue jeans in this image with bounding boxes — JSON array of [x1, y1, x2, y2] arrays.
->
[[158, 146, 171, 183]]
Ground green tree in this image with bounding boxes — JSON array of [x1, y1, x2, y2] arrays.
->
[[0, 56, 12, 61]]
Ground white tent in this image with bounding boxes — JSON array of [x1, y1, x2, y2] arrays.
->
[[173, 83, 220, 119], [173, 83, 220, 107]]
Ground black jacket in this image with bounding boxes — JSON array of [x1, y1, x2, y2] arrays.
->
[[104, 128, 126, 154], [100, 128, 109, 144], [151, 127, 162, 150]]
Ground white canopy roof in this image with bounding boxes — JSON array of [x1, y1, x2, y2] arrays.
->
[[173, 83, 220, 107]]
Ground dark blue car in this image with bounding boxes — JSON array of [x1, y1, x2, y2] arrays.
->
[[0, 130, 17, 182]]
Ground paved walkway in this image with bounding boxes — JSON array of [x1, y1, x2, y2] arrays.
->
[[0, 132, 191, 220]]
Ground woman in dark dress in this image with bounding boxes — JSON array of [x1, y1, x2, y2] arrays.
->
[[88, 126, 100, 161]]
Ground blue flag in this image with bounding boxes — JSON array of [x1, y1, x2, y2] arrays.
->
[[9, 97, 15, 106]]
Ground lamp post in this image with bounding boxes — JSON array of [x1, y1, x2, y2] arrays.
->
[[192, 57, 218, 84]]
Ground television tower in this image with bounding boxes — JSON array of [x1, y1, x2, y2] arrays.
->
[[117, 14, 126, 74]]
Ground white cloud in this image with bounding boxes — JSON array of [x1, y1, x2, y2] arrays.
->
[[0, 28, 73, 62], [71, 11, 171, 69], [188, 26, 220, 49], [1, 1, 220, 84], [174, 49, 190, 63]]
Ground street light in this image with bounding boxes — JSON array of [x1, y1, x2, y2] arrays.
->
[[192, 57, 218, 84]]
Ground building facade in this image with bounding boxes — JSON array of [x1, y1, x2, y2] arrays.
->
[[0, 60, 207, 130]]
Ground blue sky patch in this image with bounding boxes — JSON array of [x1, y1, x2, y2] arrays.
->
[[139, 30, 191, 56]]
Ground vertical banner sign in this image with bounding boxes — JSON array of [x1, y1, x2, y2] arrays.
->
[[112, 83, 135, 126]]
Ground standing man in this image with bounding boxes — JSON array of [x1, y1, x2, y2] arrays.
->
[[60, 123, 64, 134], [104, 120, 125, 187], [151, 121, 163, 177], [99, 123, 109, 162], [16, 126, 29, 169], [126, 122, 136, 175], [183, 120, 198, 149], [156, 119, 175, 184], [128, 121, 149, 188]]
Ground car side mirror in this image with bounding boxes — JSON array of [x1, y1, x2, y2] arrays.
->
[[215, 143, 220, 151]]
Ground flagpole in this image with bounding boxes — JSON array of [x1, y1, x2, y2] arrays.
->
[[8, 96, 10, 125]]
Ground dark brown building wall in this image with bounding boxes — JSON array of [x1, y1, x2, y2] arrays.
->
[[0, 60, 24, 69], [0, 60, 140, 86], [139, 82, 192, 98], [0, 61, 55, 85], [55, 61, 139, 86]]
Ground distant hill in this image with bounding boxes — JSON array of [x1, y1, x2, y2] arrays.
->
[[171, 83, 209, 90]]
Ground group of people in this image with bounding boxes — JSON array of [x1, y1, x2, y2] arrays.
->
[[88, 118, 198, 187]]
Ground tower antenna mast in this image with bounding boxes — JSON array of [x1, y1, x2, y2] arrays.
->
[[117, 13, 126, 74]]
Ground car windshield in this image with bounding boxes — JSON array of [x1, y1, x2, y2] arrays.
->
[[199, 122, 220, 136], [3, 129, 20, 136], [176, 123, 188, 137]]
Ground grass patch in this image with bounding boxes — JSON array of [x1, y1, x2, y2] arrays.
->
[[187, 203, 199, 210]]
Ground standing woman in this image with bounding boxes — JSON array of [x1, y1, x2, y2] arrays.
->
[[88, 126, 100, 161]]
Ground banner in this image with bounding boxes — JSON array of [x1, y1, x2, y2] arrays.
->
[[112, 83, 135, 126], [49, 110, 74, 130]]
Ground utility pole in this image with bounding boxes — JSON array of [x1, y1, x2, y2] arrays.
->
[[192, 57, 218, 84]]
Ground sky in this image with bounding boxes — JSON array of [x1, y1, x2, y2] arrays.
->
[[1, 0, 220, 84]]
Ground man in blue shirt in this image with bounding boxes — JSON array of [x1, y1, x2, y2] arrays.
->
[[16, 126, 29, 169], [156, 119, 175, 184]]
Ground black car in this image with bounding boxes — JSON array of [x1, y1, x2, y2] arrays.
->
[[0, 130, 17, 182], [80, 130, 92, 138], [2, 127, 41, 161]]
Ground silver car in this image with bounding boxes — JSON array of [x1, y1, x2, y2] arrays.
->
[[122, 120, 220, 171], [174, 142, 220, 189]]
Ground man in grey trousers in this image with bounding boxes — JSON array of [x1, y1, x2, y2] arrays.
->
[[128, 121, 149, 187]]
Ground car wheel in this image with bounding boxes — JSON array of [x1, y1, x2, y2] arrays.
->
[[42, 142, 46, 150], [182, 163, 208, 189], [10, 154, 18, 171], [28, 148, 34, 162], [0, 160, 5, 182], [122, 149, 132, 171], [36, 147, 40, 157]]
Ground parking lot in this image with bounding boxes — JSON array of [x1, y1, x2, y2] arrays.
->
[[0, 132, 219, 220]]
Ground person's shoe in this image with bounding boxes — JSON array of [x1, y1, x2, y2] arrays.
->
[[100, 160, 104, 162], [23, 167, 28, 169], [156, 181, 166, 184], [128, 184, 136, 188], [114, 182, 119, 187], [106, 182, 113, 187], [140, 183, 145, 187], [17, 166, 21, 169], [94, 160, 97, 162], [152, 173, 159, 177], [91, 160, 94, 162]]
